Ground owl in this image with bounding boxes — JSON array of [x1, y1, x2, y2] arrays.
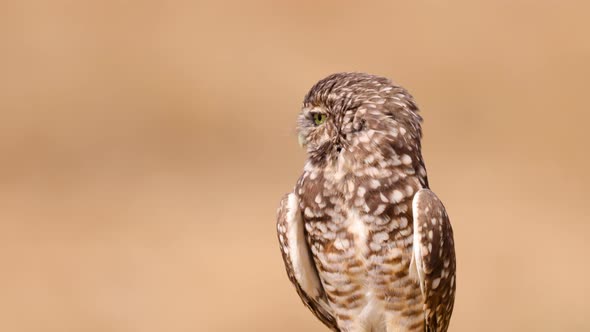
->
[[276, 73, 456, 332]]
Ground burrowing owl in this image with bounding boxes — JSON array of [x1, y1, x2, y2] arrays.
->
[[276, 73, 456, 332]]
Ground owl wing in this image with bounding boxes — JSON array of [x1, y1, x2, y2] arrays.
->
[[411, 189, 456, 332], [276, 193, 339, 332]]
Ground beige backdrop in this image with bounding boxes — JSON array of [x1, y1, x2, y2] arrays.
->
[[1, 1, 589, 331]]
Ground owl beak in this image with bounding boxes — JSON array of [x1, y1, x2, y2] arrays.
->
[[298, 134, 307, 147], [334, 136, 343, 153]]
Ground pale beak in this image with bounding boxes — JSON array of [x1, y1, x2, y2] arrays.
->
[[298, 134, 306, 147]]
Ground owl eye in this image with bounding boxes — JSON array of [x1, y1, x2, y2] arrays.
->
[[312, 113, 327, 126]]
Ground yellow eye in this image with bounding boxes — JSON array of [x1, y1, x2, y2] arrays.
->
[[313, 113, 327, 125]]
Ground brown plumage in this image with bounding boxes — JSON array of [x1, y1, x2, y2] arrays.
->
[[277, 73, 456, 332]]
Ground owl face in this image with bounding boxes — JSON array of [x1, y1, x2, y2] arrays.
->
[[297, 105, 342, 156], [296, 72, 422, 167]]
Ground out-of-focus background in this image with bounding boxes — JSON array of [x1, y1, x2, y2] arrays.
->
[[1, 1, 589, 331]]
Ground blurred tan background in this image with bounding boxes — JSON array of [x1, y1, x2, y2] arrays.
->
[[0, 0, 589, 331]]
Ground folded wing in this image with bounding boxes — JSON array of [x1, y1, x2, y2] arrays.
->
[[412, 189, 456, 332], [277, 193, 339, 331]]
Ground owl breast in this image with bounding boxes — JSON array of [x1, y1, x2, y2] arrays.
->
[[298, 163, 426, 331]]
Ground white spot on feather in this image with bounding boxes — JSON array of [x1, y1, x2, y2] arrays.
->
[[401, 154, 412, 165], [370, 179, 380, 189], [400, 216, 408, 228], [314, 194, 322, 204], [374, 204, 386, 215], [373, 231, 389, 243], [347, 209, 368, 252], [432, 278, 441, 289], [347, 180, 355, 193], [369, 242, 381, 251], [357, 186, 366, 197], [334, 238, 350, 250], [391, 190, 404, 203]]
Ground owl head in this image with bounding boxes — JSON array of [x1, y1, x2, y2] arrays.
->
[[297, 72, 423, 167]]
